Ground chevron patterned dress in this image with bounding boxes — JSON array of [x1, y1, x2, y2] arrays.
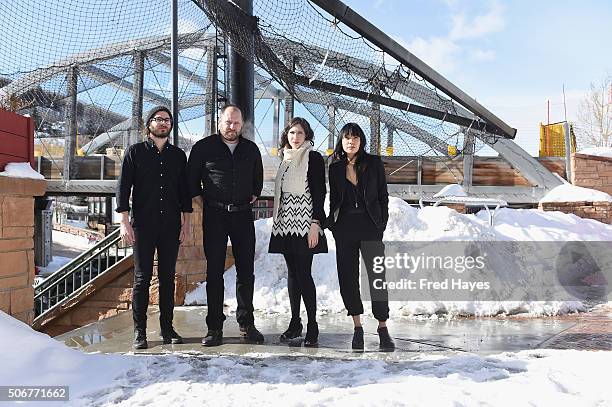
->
[[269, 171, 326, 254]]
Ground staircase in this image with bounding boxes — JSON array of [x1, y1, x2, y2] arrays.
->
[[32, 228, 133, 330]]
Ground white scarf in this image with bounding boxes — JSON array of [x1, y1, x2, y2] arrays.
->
[[272, 144, 312, 221]]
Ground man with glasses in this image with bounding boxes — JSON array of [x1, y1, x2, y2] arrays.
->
[[116, 105, 192, 349], [187, 104, 264, 346]]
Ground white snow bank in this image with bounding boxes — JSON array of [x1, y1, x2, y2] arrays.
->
[[578, 146, 612, 159], [185, 197, 612, 317], [539, 183, 612, 203], [434, 183, 467, 197], [78, 350, 612, 406], [0, 311, 131, 397], [0, 162, 44, 179]]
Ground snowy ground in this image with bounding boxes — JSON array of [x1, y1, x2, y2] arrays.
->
[[1, 311, 610, 406], [186, 197, 612, 318]]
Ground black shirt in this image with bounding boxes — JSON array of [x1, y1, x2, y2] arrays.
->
[[115, 138, 193, 227], [341, 177, 366, 214], [187, 134, 263, 204]]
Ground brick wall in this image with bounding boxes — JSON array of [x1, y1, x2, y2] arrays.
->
[[538, 201, 612, 224], [571, 152, 612, 196], [0, 176, 46, 325]]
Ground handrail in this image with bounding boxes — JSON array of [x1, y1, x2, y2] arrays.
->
[[34, 228, 133, 319], [34, 228, 120, 291]]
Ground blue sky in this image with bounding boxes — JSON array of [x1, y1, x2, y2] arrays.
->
[[342, 0, 612, 154]]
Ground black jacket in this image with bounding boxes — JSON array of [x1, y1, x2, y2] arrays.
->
[[326, 154, 389, 231], [307, 151, 327, 223], [116, 138, 192, 228], [187, 134, 264, 204]]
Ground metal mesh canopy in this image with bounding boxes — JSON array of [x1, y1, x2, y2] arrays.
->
[[1, 0, 514, 170]]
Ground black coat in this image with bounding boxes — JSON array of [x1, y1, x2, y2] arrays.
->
[[187, 134, 263, 204], [326, 153, 389, 231]]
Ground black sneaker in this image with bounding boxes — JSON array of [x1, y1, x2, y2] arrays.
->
[[279, 318, 303, 342], [241, 325, 265, 344], [133, 329, 148, 350], [161, 328, 184, 345], [202, 329, 223, 347], [352, 326, 364, 350], [303, 322, 319, 347], [377, 327, 395, 351]]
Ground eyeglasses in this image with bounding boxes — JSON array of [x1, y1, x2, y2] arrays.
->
[[151, 117, 172, 124]]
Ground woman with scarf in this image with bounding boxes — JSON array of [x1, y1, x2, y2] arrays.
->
[[326, 122, 395, 351], [269, 117, 327, 347]]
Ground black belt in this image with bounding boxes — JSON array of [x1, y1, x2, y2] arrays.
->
[[206, 200, 252, 212]]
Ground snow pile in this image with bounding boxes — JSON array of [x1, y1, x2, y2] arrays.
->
[[185, 197, 612, 317], [0, 311, 131, 397], [578, 146, 612, 159], [434, 183, 467, 197], [539, 184, 612, 203], [77, 350, 612, 406], [0, 162, 44, 179]]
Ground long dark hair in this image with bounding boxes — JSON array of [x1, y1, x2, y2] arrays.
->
[[279, 117, 314, 149], [333, 122, 369, 175]]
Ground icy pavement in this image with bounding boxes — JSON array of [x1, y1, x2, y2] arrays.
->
[[56, 306, 610, 358]]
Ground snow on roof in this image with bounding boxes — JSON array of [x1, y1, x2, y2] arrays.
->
[[539, 183, 612, 203], [577, 146, 612, 159], [434, 183, 468, 198], [0, 162, 45, 180]]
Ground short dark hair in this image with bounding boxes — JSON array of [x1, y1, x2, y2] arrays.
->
[[279, 117, 314, 149]]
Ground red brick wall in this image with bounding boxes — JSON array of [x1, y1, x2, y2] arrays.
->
[[571, 152, 612, 196], [539, 201, 612, 224], [0, 176, 46, 325]]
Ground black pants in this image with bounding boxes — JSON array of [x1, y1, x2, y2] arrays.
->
[[132, 223, 180, 332], [333, 212, 389, 321], [203, 207, 255, 330], [283, 252, 316, 323]]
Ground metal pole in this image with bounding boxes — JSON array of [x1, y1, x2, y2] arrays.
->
[[272, 98, 280, 147], [229, 0, 254, 140], [327, 105, 335, 156], [370, 81, 380, 154], [63, 65, 78, 181], [462, 131, 475, 189], [131, 50, 145, 146], [205, 45, 217, 136], [386, 125, 394, 156], [171, 0, 179, 145], [563, 121, 572, 182], [284, 57, 296, 127]]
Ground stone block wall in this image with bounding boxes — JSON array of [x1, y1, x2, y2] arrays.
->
[[538, 201, 612, 224], [0, 176, 46, 325], [571, 152, 612, 196]]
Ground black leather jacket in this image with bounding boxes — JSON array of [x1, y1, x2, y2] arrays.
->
[[326, 153, 389, 231]]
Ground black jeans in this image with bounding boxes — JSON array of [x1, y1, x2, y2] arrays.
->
[[283, 252, 316, 323], [203, 206, 255, 330], [132, 223, 180, 332], [333, 212, 389, 321]]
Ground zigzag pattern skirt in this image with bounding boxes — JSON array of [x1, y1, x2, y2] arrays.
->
[[269, 191, 328, 255]]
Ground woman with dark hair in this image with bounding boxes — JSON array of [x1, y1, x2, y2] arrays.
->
[[327, 122, 395, 350], [269, 117, 327, 347]]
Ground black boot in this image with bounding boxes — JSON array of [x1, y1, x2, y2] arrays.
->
[[133, 329, 148, 350], [241, 325, 265, 344], [161, 327, 183, 345], [303, 322, 319, 347], [377, 327, 395, 351], [202, 329, 223, 347], [352, 326, 364, 350], [280, 318, 303, 342]]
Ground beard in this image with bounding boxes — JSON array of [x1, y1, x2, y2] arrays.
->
[[221, 130, 239, 142], [150, 127, 171, 138]]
